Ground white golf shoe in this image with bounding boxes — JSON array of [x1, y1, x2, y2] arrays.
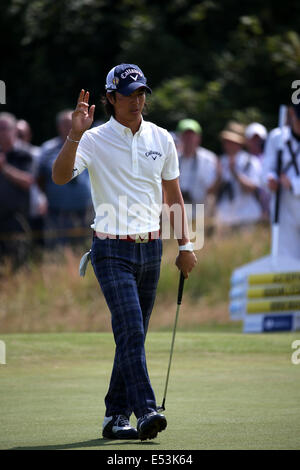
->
[[102, 415, 138, 440]]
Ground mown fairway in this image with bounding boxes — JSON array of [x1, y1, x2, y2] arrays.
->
[[0, 331, 299, 450]]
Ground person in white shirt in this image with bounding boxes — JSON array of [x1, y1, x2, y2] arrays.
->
[[176, 119, 218, 220], [245, 122, 267, 160], [263, 103, 300, 258], [245, 122, 269, 220], [52, 64, 197, 441], [214, 121, 263, 227]]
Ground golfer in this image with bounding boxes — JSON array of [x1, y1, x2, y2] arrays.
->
[[52, 64, 197, 441]]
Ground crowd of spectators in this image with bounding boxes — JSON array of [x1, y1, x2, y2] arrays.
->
[[0, 106, 294, 265], [0, 110, 93, 266], [175, 117, 270, 229]]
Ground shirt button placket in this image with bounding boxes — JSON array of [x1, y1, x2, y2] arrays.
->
[[132, 134, 139, 175]]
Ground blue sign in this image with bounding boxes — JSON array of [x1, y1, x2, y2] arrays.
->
[[263, 315, 293, 332]]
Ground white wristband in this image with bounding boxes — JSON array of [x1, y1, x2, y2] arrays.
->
[[67, 135, 80, 143], [179, 242, 194, 252]]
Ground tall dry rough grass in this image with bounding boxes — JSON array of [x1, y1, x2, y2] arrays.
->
[[0, 224, 270, 333]]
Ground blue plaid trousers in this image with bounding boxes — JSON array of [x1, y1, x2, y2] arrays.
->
[[91, 236, 162, 419]]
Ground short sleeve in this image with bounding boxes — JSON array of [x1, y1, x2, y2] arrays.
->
[[161, 134, 180, 181], [72, 131, 94, 178]]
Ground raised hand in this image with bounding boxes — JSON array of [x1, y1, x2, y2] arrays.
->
[[70, 89, 95, 139]]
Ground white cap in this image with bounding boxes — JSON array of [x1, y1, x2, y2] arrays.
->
[[245, 122, 267, 140]]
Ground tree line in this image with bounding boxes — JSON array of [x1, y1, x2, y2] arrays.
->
[[1, 0, 300, 152]]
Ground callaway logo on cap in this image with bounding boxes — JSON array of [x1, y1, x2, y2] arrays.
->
[[105, 63, 152, 96]]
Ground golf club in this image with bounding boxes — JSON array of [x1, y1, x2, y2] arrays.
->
[[157, 271, 185, 412]]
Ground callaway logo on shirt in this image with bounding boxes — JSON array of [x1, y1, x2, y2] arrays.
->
[[145, 150, 162, 160]]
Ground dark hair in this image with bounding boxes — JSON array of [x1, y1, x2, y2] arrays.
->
[[101, 91, 149, 118], [101, 92, 116, 118]]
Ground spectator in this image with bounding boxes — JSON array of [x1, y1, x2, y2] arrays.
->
[[0, 112, 34, 265], [263, 103, 300, 259], [17, 119, 47, 248], [245, 122, 270, 220], [245, 122, 267, 159], [176, 119, 218, 220], [16, 119, 41, 159], [38, 110, 93, 248], [214, 121, 263, 227]]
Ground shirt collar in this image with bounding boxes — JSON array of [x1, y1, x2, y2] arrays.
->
[[109, 116, 145, 137]]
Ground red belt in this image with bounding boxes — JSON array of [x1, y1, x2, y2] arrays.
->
[[94, 230, 160, 243]]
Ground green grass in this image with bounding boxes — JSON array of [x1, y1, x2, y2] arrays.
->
[[1, 331, 300, 450]]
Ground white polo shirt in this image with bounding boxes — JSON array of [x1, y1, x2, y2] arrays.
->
[[73, 116, 179, 234]]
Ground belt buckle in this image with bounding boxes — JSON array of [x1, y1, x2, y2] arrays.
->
[[135, 233, 149, 243]]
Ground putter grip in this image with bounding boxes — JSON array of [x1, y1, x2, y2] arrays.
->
[[177, 272, 185, 305]]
